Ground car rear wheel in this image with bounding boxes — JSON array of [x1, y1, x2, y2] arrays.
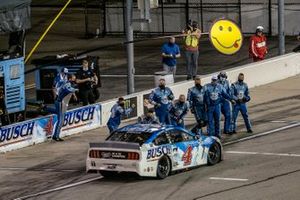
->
[[99, 170, 118, 178], [207, 142, 221, 165], [157, 156, 171, 179]]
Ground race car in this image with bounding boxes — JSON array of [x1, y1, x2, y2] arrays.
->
[[86, 123, 223, 179]]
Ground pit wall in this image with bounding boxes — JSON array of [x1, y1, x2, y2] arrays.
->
[[1, 53, 300, 153]]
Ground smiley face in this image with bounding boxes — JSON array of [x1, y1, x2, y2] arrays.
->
[[209, 19, 243, 55]]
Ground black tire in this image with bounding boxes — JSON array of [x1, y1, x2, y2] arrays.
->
[[207, 142, 221, 166], [99, 170, 118, 178], [156, 156, 171, 179]]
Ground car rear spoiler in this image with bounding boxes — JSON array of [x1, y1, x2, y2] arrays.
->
[[89, 141, 140, 150]]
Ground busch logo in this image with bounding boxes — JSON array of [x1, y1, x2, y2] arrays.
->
[[0, 122, 35, 143], [63, 106, 95, 127], [147, 145, 171, 159]]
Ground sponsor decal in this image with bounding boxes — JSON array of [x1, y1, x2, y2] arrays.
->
[[147, 145, 171, 159], [182, 145, 193, 166], [43, 116, 54, 137], [0, 121, 35, 144], [62, 106, 95, 127]]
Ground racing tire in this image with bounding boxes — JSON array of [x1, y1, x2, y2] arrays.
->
[[207, 142, 221, 166], [156, 156, 171, 179], [99, 170, 118, 178]]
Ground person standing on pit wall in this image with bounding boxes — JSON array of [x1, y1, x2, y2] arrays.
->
[[52, 68, 68, 100], [249, 26, 268, 62], [161, 37, 181, 77], [149, 78, 174, 125], [231, 73, 253, 134], [293, 32, 300, 52], [76, 59, 98, 106], [169, 94, 189, 128], [217, 71, 232, 135], [205, 75, 232, 138], [107, 97, 135, 133], [44, 74, 78, 141], [182, 20, 202, 80], [187, 76, 207, 134]]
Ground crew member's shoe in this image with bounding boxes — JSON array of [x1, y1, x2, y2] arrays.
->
[[231, 130, 237, 134], [53, 137, 64, 142], [247, 129, 253, 133]]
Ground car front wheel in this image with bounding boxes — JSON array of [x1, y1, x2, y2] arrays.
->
[[207, 142, 221, 165]]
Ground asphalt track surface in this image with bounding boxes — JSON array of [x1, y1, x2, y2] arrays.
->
[[1, 76, 300, 200]]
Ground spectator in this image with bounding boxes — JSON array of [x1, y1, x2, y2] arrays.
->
[[138, 108, 159, 124], [161, 37, 181, 77], [149, 78, 174, 125], [76, 59, 97, 106], [107, 97, 135, 133], [187, 75, 207, 134], [182, 20, 202, 80], [293, 32, 300, 52], [249, 26, 268, 62], [231, 73, 253, 134], [169, 94, 189, 128]]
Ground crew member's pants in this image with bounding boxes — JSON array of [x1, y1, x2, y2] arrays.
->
[[232, 103, 252, 132], [163, 64, 176, 77], [207, 104, 221, 137], [155, 107, 171, 125], [107, 117, 120, 133], [80, 89, 95, 106], [46, 101, 64, 139], [221, 100, 232, 133], [185, 50, 199, 80]]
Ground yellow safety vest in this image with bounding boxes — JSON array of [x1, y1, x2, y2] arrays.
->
[[184, 29, 200, 48]]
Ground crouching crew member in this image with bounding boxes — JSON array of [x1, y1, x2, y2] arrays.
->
[[231, 73, 253, 133], [138, 108, 159, 124], [149, 78, 174, 124], [169, 94, 189, 128], [107, 97, 135, 133]]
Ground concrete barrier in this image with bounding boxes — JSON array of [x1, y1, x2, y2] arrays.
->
[[1, 53, 300, 153]]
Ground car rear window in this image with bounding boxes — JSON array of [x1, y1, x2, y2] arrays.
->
[[107, 131, 153, 146]]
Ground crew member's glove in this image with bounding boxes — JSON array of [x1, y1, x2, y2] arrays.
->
[[178, 119, 183, 124], [231, 100, 236, 105], [131, 104, 136, 109], [190, 108, 195, 114], [154, 103, 161, 109], [242, 97, 249, 103], [168, 94, 174, 100]]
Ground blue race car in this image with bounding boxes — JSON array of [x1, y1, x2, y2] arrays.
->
[[86, 123, 223, 179]]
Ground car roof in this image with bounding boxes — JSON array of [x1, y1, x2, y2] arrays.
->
[[116, 123, 165, 134]]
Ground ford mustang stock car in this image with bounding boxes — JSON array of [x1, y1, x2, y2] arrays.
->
[[86, 124, 223, 179]]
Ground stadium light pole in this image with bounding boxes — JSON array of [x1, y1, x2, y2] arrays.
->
[[125, 0, 135, 94], [278, 0, 285, 55]]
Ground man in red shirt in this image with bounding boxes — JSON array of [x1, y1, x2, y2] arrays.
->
[[249, 26, 268, 62]]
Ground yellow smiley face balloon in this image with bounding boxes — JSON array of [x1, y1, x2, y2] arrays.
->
[[209, 19, 243, 55]]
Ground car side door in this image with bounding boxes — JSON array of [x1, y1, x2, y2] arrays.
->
[[168, 128, 200, 170]]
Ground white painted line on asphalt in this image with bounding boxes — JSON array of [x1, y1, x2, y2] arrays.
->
[[0, 167, 79, 172], [14, 176, 103, 200], [209, 177, 249, 182], [224, 122, 300, 146], [270, 120, 288, 123], [225, 151, 300, 157]]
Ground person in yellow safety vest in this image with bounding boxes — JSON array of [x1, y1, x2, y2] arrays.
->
[[182, 20, 202, 80]]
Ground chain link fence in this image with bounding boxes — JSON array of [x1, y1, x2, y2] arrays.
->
[[84, 0, 300, 37]]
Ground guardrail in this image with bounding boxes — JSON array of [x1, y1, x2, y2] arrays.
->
[[1, 53, 300, 153]]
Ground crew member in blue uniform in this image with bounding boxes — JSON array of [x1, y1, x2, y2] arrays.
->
[[107, 97, 135, 133], [231, 73, 253, 133], [46, 74, 78, 141], [138, 108, 159, 124], [187, 76, 207, 134], [149, 78, 174, 124], [169, 94, 189, 128], [217, 71, 232, 134], [205, 75, 231, 138], [52, 67, 68, 100]]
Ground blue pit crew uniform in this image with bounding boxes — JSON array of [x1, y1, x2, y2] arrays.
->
[[138, 115, 159, 124], [46, 79, 78, 140], [205, 83, 231, 137], [231, 81, 252, 132], [149, 86, 174, 124], [218, 79, 232, 133], [169, 101, 189, 128], [107, 103, 133, 133], [187, 85, 207, 125]]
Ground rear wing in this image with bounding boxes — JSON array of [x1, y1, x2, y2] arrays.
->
[[89, 141, 140, 150]]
